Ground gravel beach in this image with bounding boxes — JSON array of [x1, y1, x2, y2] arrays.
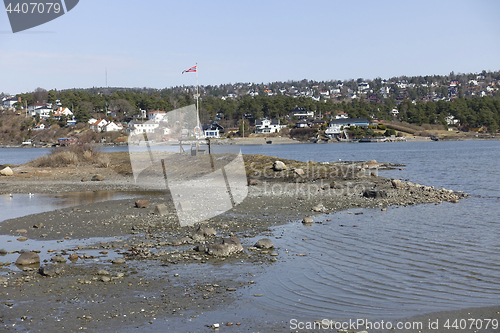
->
[[1, 153, 495, 332]]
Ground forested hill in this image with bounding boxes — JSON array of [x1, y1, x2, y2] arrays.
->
[[5, 70, 500, 132]]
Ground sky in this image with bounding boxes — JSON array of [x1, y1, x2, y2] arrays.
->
[[1, 0, 499, 94]]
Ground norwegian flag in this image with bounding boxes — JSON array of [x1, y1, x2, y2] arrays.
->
[[182, 66, 197, 74]]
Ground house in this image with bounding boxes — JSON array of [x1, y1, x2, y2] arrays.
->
[[129, 121, 159, 135], [450, 80, 459, 87], [295, 120, 309, 128], [148, 110, 168, 122], [290, 106, 314, 119], [33, 105, 53, 119], [445, 115, 459, 125], [52, 107, 73, 120], [325, 118, 370, 137], [358, 81, 370, 91], [90, 119, 108, 131], [103, 122, 124, 132], [335, 112, 349, 119], [28, 102, 47, 115], [88, 118, 98, 125], [255, 119, 285, 133], [203, 123, 224, 138], [33, 123, 45, 131], [2, 97, 18, 108], [391, 108, 399, 116]]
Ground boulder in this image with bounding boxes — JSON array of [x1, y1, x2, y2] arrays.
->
[[0, 167, 13, 176], [50, 255, 67, 263], [273, 161, 287, 171], [15, 252, 40, 266], [363, 160, 380, 169], [391, 179, 404, 189], [247, 179, 258, 186], [302, 217, 314, 225], [192, 226, 216, 241], [312, 203, 325, 212], [294, 168, 305, 176], [363, 189, 387, 198], [0, 249, 7, 255], [91, 174, 104, 181], [135, 200, 149, 208], [154, 204, 168, 216], [39, 265, 64, 277], [81, 177, 88, 182], [254, 238, 274, 249], [205, 236, 243, 257]]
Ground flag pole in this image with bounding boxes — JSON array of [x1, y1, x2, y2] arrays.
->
[[196, 62, 199, 132]]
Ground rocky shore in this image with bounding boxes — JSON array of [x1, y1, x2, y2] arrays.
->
[[0, 154, 475, 332]]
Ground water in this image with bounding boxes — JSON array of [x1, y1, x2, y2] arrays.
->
[[1, 140, 500, 322]]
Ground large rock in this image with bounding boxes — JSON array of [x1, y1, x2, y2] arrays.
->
[[91, 174, 104, 181], [302, 217, 314, 225], [273, 161, 287, 171], [363, 189, 387, 198], [391, 179, 404, 189], [254, 238, 274, 249], [192, 226, 216, 241], [202, 236, 244, 257], [294, 168, 305, 176], [135, 200, 149, 208], [39, 265, 64, 277], [363, 160, 380, 169], [50, 255, 67, 263], [0, 167, 13, 176], [312, 203, 325, 212], [15, 252, 40, 266]]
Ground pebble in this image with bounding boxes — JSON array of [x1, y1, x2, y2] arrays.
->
[[112, 258, 126, 264]]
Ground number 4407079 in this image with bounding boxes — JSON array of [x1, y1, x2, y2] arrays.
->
[[444, 318, 498, 330], [5, 2, 62, 14]]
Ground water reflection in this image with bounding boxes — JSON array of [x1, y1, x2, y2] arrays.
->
[[0, 191, 155, 223]]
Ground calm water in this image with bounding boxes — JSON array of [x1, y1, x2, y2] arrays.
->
[[1, 140, 500, 323]]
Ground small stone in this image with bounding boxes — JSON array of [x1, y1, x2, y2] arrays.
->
[[39, 265, 64, 277], [247, 179, 258, 186], [0, 276, 8, 283], [50, 255, 67, 263], [16, 229, 27, 234], [33, 223, 43, 229], [192, 226, 216, 241], [0, 249, 7, 255], [69, 254, 79, 261], [112, 258, 126, 264], [154, 204, 168, 216], [135, 200, 149, 208], [91, 174, 104, 181], [100, 276, 111, 282], [97, 270, 110, 275], [312, 203, 325, 212], [17, 236, 28, 242], [294, 168, 305, 176], [81, 177, 88, 182], [254, 238, 274, 249]]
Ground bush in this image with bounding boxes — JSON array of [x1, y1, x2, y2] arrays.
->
[[377, 124, 387, 130]]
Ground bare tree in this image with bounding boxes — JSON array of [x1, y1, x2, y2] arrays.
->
[[33, 87, 48, 103]]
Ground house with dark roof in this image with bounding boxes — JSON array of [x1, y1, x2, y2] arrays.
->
[[255, 119, 284, 133], [202, 123, 224, 138]]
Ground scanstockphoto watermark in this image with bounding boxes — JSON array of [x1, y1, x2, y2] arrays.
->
[[4, 0, 79, 33], [290, 318, 424, 331], [258, 180, 368, 200]]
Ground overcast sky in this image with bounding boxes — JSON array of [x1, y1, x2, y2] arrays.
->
[[1, 0, 499, 94]]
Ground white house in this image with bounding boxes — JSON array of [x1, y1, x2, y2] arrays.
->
[[28, 102, 47, 115], [33, 106, 53, 119], [391, 108, 399, 116], [129, 121, 159, 135], [325, 118, 370, 137], [90, 119, 108, 131], [88, 118, 98, 125], [203, 123, 223, 138], [148, 110, 168, 122], [290, 106, 314, 119], [2, 97, 18, 108], [358, 81, 370, 91], [335, 112, 349, 119], [33, 123, 45, 131], [103, 122, 124, 132], [255, 119, 285, 133], [445, 115, 459, 125]]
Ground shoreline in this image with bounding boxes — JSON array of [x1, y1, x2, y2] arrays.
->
[[0, 133, 498, 149], [0, 155, 494, 332]]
